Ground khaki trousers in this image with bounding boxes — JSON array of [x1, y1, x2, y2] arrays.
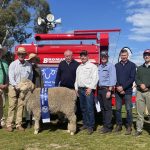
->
[[6, 85, 24, 127], [136, 90, 150, 132]]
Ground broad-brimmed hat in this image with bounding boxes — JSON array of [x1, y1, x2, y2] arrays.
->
[[27, 53, 40, 62], [0, 44, 7, 56], [17, 47, 27, 54], [28, 53, 37, 60]]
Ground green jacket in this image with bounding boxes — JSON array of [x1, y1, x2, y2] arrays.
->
[[135, 64, 150, 89], [0, 59, 8, 84]]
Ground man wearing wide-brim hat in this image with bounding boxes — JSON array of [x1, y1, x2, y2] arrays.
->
[[0, 44, 8, 128], [27, 52, 43, 88], [25, 53, 43, 128], [6, 47, 33, 132]]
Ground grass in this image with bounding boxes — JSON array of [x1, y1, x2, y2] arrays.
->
[[1, 100, 150, 150]]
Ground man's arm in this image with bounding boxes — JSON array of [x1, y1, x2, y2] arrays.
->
[[109, 64, 117, 87], [88, 65, 99, 90], [9, 62, 17, 86]]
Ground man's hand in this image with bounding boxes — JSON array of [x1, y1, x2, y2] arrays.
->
[[86, 88, 92, 96], [116, 86, 124, 92], [140, 84, 146, 90], [0, 84, 8, 90], [120, 90, 125, 95], [75, 90, 79, 97], [106, 91, 111, 99]]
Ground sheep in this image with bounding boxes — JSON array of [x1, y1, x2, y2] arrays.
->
[[17, 79, 77, 135]]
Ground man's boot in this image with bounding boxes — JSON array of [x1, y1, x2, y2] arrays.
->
[[114, 125, 122, 133], [125, 126, 132, 135]]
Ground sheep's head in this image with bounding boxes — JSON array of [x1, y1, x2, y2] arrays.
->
[[17, 79, 35, 99]]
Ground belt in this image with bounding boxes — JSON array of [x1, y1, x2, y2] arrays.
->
[[78, 87, 87, 90], [98, 86, 109, 90]]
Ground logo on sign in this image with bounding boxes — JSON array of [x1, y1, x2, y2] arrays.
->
[[41, 67, 58, 88], [41, 69, 57, 80], [42, 106, 49, 113]]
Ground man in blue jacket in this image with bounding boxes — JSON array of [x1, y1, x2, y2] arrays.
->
[[55, 50, 79, 89], [115, 47, 136, 135]]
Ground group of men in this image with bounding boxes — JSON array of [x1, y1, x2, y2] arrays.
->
[[0, 44, 150, 137], [55, 48, 150, 136]]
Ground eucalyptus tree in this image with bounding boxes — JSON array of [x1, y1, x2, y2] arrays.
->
[[0, 0, 51, 48]]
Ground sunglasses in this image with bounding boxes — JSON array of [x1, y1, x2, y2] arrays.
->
[[143, 53, 150, 57], [18, 53, 27, 56]]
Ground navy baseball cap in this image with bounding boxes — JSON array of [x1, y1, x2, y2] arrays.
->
[[100, 51, 109, 57], [80, 50, 88, 56]]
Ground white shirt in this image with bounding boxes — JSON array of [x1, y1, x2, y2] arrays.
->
[[9, 59, 33, 86], [75, 61, 98, 90]]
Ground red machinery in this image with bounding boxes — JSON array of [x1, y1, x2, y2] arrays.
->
[[15, 29, 123, 105], [15, 29, 120, 65]]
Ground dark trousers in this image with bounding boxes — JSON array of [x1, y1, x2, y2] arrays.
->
[[98, 89, 112, 129], [115, 93, 132, 127], [78, 88, 95, 129]]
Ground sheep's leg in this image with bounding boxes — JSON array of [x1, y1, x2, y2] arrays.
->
[[34, 119, 40, 134], [32, 110, 41, 134], [67, 113, 76, 135]]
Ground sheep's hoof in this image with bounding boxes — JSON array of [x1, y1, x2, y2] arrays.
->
[[67, 130, 71, 133], [70, 132, 74, 135], [34, 130, 39, 134]]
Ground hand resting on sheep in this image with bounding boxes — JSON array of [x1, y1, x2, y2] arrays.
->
[[17, 79, 77, 135]]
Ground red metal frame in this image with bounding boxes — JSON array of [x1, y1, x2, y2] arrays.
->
[[15, 29, 121, 65]]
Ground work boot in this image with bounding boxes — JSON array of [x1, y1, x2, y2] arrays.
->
[[5, 126, 13, 132], [134, 131, 142, 137], [114, 125, 122, 133], [100, 128, 112, 134], [16, 126, 25, 131], [80, 125, 87, 131], [125, 126, 132, 135], [99, 126, 105, 132], [87, 128, 94, 135]]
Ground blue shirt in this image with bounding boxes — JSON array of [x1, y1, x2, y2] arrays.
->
[[98, 62, 116, 86]]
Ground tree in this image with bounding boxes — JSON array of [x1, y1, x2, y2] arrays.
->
[[0, 0, 51, 48]]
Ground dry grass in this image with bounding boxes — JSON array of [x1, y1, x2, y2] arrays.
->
[[1, 100, 150, 150]]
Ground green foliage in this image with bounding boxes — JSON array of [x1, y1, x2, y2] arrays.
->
[[0, 0, 51, 48]]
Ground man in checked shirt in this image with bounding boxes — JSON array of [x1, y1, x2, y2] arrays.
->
[[75, 50, 98, 135]]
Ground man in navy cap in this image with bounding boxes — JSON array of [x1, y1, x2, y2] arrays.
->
[[135, 49, 150, 136], [98, 50, 116, 134], [75, 50, 98, 135]]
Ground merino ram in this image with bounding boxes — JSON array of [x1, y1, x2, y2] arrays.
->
[[18, 79, 77, 135]]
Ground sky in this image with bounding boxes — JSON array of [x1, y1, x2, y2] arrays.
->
[[37, 0, 150, 65]]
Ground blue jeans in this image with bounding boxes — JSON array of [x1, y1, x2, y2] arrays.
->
[[78, 88, 95, 129], [115, 93, 132, 127]]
